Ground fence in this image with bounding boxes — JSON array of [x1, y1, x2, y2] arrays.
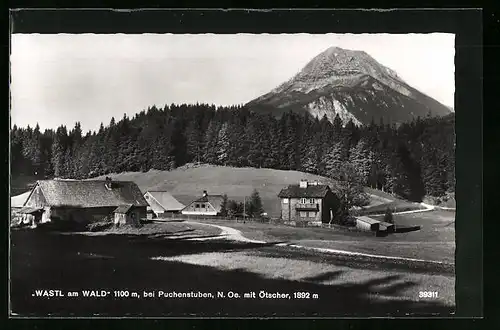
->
[[145, 213, 275, 223]]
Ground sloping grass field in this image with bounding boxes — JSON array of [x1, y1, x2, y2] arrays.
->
[[96, 164, 339, 217], [96, 164, 427, 217], [13, 164, 429, 218], [197, 208, 455, 263], [356, 200, 427, 216]]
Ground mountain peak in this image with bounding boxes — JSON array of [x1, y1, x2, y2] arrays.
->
[[247, 47, 451, 126], [297, 46, 401, 85]]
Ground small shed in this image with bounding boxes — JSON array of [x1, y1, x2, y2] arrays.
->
[[356, 216, 380, 232], [113, 204, 140, 226], [379, 221, 395, 233]]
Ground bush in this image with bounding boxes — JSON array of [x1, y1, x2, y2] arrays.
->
[[345, 215, 357, 226], [423, 192, 456, 208], [384, 207, 394, 224], [87, 221, 114, 232], [352, 192, 371, 207]]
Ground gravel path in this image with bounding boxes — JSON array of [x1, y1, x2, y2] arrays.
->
[[185, 221, 266, 244]]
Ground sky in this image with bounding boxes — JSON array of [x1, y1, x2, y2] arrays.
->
[[10, 33, 455, 132]]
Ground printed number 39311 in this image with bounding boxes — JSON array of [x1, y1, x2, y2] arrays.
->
[[419, 291, 439, 298]]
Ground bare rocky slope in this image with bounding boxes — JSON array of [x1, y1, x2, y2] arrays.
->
[[246, 46, 452, 125]]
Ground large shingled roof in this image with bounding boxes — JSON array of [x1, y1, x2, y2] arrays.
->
[[11, 191, 31, 208], [278, 184, 331, 198], [114, 204, 134, 214], [145, 191, 185, 212], [33, 180, 148, 208]]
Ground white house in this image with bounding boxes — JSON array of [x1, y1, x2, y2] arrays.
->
[[181, 190, 224, 216]]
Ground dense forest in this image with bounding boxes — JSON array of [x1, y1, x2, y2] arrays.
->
[[11, 103, 455, 202]]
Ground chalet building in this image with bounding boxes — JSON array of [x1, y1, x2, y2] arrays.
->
[[144, 191, 185, 218], [278, 179, 341, 226], [181, 190, 224, 216], [21, 177, 148, 228]]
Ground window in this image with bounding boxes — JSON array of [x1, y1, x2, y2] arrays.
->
[[309, 198, 315, 204], [195, 204, 200, 208], [300, 211, 307, 217], [201, 204, 205, 208], [283, 198, 289, 204], [300, 198, 307, 204], [308, 211, 316, 218]]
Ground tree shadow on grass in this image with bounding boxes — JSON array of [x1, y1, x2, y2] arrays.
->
[[395, 226, 421, 233], [302, 271, 344, 283], [254, 245, 455, 276], [10, 230, 454, 318]]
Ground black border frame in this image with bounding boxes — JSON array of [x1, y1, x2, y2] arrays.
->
[[7, 8, 483, 320]]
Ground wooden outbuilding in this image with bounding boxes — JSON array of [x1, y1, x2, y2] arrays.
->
[[379, 221, 395, 233], [113, 204, 142, 226], [355, 216, 380, 232], [144, 191, 185, 218]]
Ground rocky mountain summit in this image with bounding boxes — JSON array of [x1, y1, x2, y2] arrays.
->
[[246, 46, 452, 125]]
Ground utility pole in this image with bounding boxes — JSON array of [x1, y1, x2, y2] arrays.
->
[[197, 143, 200, 166], [243, 196, 246, 223]]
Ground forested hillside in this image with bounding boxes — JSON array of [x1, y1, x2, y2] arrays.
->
[[11, 103, 455, 202]]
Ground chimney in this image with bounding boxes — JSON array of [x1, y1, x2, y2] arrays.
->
[[105, 177, 112, 190], [202, 190, 207, 197], [299, 179, 308, 188]]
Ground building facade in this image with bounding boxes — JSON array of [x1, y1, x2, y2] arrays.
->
[[114, 204, 144, 226], [278, 180, 340, 226], [181, 191, 224, 216]]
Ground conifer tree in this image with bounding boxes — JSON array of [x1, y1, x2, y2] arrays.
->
[[246, 189, 264, 217], [216, 122, 230, 165], [349, 137, 374, 186], [264, 117, 281, 169], [51, 126, 68, 178], [220, 194, 229, 217], [332, 114, 343, 139], [324, 141, 344, 179], [202, 119, 220, 165]]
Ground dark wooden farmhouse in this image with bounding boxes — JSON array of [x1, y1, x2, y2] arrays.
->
[[181, 190, 224, 216], [144, 191, 185, 218], [278, 179, 341, 226], [21, 178, 148, 227]]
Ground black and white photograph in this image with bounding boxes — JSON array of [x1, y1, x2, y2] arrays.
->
[[8, 9, 480, 318]]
